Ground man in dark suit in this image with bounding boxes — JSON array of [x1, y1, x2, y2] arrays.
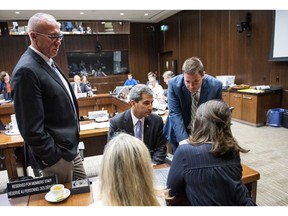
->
[[70, 75, 91, 95], [108, 84, 167, 165], [11, 13, 86, 184], [164, 57, 223, 153]]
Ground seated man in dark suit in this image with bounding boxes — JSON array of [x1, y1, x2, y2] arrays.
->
[[70, 75, 91, 95], [108, 84, 167, 165]]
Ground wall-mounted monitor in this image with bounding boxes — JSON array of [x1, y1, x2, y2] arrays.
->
[[67, 51, 129, 78]]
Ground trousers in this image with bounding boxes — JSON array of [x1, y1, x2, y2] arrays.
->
[[42, 153, 87, 184]]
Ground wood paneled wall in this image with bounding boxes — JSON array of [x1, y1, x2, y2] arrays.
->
[[1, 10, 288, 108], [159, 10, 288, 108], [0, 22, 159, 90]]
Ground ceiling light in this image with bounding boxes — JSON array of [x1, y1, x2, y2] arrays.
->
[[15, 11, 20, 14], [144, 13, 149, 16], [80, 12, 84, 15], [120, 13, 124, 16]]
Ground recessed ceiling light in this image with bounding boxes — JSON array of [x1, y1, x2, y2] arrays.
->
[[80, 12, 84, 15], [15, 11, 20, 14], [144, 13, 149, 16], [120, 13, 124, 16]]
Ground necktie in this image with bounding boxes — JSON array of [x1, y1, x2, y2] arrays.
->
[[135, 120, 142, 140], [189, 92, 198, 131], [77, 85, 81, 93]]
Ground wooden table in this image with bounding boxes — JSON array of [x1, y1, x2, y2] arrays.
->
[[0, 163, 260, 206], [28, 182, 94, 206], [0, 94, 131, 125], [241, 164, 260, 203], [0, 110, 167, 181], [0, 182, 94, 206], [155, 163, 260, 203], [0, 125, 109, 181]]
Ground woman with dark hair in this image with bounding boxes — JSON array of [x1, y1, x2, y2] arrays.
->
[[0, 71, 12, 100], [167, 99, 256, 206]]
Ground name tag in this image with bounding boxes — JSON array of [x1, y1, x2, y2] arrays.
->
[[7, 176, 57, 199]]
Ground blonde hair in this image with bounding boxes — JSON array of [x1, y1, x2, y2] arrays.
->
[[99, 133, 168, 206]]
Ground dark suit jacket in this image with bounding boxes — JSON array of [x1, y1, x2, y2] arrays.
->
[[163, 74, 222, 144], [70, 82, 90, 93], [11, 48, 80, 169], [107, 109, 167, 164]]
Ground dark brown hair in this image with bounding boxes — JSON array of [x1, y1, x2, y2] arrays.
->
[[189, 99, 249, 156]]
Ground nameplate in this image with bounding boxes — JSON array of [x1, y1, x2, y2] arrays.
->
[[7, 176, 57, 199]]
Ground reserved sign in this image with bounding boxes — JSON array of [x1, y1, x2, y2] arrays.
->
[[7, 176, 57, 199]]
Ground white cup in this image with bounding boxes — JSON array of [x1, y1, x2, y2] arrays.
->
[[50, 184, 65, 200]]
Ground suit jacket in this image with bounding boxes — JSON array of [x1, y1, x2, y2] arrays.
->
[[70, 82, 90, 93], [167, 143, 256, 206], [163, 74, 222, 144], [107, 109, 167, 164], [11, 47, 80, 169]]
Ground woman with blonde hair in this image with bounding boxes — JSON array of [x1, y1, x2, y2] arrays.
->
[[91, 133, 169, 206]]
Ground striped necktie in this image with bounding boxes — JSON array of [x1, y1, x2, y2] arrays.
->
[[189, 92, 198, 131], [135, 120, 142, 140]]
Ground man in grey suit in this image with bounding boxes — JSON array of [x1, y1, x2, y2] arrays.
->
[[164, 57, 223, 153], [11, 13, 86, 183], [108, 84, 167, 165]]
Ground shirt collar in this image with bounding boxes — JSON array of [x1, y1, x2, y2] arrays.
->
[[130, 110, 144, 126], [29, 45, 52, 67]]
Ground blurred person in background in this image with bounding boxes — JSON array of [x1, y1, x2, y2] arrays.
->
[[0, 71, 12, 100]]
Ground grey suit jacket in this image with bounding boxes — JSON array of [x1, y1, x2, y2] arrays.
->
[[164, 74, 223, 144], [11, 47, 80, 169], [108, 109, 167, 164]]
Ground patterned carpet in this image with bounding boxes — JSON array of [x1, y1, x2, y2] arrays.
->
[[231, 120, 288, 206]]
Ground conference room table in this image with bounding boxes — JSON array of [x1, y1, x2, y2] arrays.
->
[[0, 120, 260, 205], [0, 120, 110, 180], [0, 163, 259, 206]]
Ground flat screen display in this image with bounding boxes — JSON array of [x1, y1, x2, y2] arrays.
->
[[67, 51, 129, 77], [269, 10, 288, 61]]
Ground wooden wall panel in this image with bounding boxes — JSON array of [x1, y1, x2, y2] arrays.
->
[[1, 11, 288, 108], [159, 10, 288, 108], [200, 10, 230, 77], [0, 22, 29, 73], [129, 23, 158, 84], [178, 11, 201, 71], [0, 23, 157, 87]]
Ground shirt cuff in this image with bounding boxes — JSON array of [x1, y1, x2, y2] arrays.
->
[[179, 139, 189, 145]]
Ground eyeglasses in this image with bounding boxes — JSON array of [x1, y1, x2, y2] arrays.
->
[[34, 32, 64, 41]]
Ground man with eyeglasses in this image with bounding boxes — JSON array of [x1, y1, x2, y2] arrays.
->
[[163, 57, 223, 153], [11, 13, 87, 184]]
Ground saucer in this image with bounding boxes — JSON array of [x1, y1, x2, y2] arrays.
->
[[5, 130, 20, 135], [153, 110, 166, 116], [45, 188, 71, 203], [95, 116, 109, 122]]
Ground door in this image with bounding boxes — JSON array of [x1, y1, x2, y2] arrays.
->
[[158, 51, 174, 86]]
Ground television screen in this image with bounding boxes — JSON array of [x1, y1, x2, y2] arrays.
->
[[67, 51, 128, 77], [269, 10, 288, 61]]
